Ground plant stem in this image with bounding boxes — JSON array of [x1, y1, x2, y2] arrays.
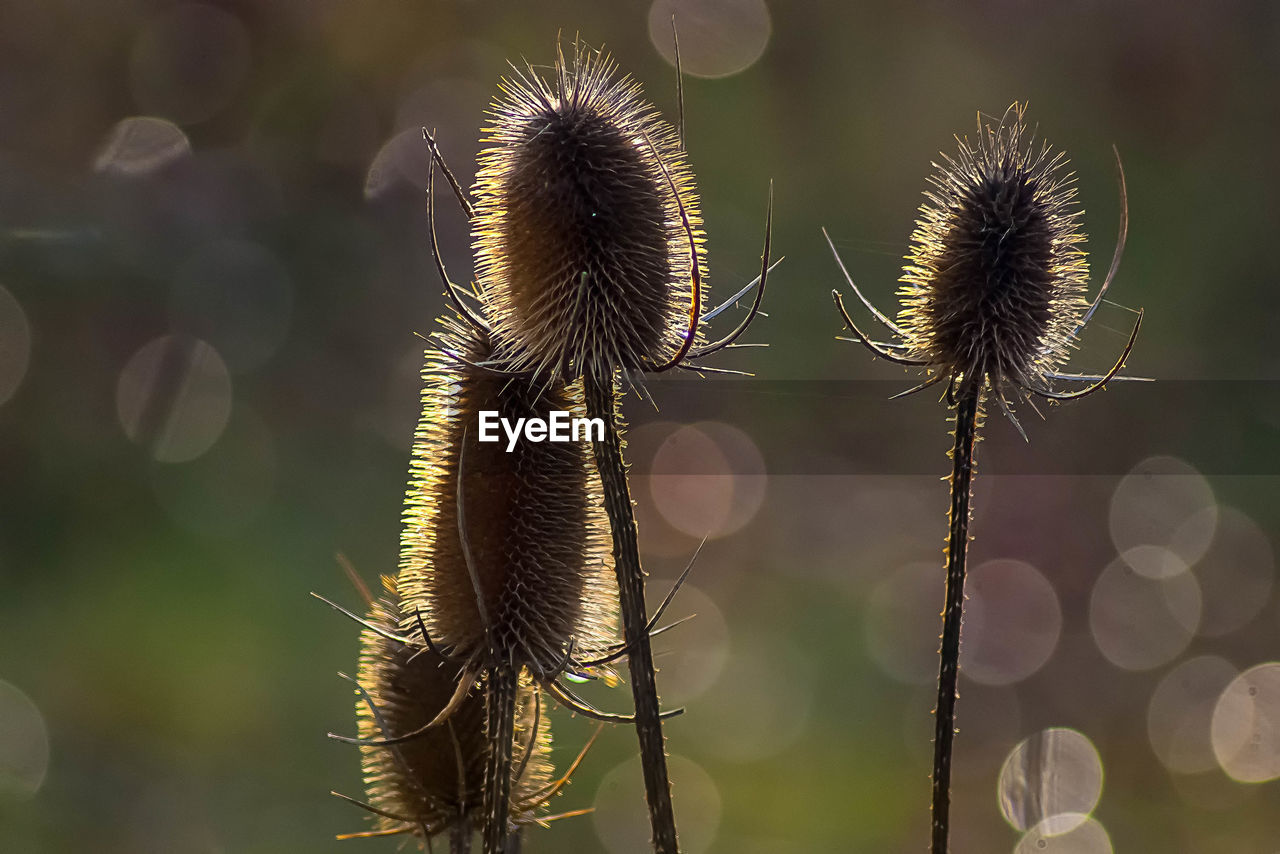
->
[[482, 664, 517, 854], [931, 382, 981, 854], [584, 368, 680, 854], [451, 820, 472, 854]]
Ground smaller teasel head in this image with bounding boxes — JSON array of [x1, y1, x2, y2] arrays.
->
[[900, 103, 1087, 393], [339, 593, 556, 845], [471, 40, 705, 380], [829, 103, 1140, 413]]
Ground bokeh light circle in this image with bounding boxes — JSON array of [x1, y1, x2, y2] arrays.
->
[[365, 129, 433, 200], [94, 117, 192, 176], [865, 561, 942, 685], [1211, 662, 1280, 783], [0, 679, 50, 799], [1110, 456, 1217, 570], [649, 421, 765, 539], [962, 559, 1063, 686], [648, 0, 772, 79], [648, 582, 730, 705], [1089, 551, 1201, 671], [1121, 544, 1189, 581], [594, 754, 720, 854], [1193, 507, 1274, 637], [116, 335, 233, 463], [998, 728, 1104, 834], [1015, 815, 1113, 853], [1147, 655, 1237, 775], [626, 421, 690, 558], [0, 284, 32, 406]]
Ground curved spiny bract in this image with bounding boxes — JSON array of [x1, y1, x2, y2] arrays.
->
[[898, 103, 1089, 398], [349, 595, 553, 847], [397, 319, 618, 679], [472, 41, 705, 380]]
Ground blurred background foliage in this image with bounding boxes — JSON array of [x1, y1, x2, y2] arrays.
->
[[1, 1, 1278, 852]]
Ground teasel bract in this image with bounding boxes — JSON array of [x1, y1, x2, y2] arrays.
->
[[434, 38, 774, 854], [393, 317, 620, 853], [826, 104, 1142, 854]]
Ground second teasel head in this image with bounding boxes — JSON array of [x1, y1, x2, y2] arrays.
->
[[343, 594, 555, 844], [899, 104, 1089, 395], [471, 41, 705, 380], [397, 318, 618, 679]]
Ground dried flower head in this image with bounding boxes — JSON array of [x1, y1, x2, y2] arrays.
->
[[471, 41, 705, 380], [341, 594, 554, 845], [829, 102, 1140, 414], [397, 318, 617, 680], [900, 103, 1088, 393], [414, 36, 772, 854], [826, 103, 1142, 854]]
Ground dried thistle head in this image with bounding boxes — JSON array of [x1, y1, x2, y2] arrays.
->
[[471, 40, 705, 380], [345, 595, 553, 844], [899, 104, 1088, 394], [829, 102, 1139, 418], [396, 318, 617, 678]]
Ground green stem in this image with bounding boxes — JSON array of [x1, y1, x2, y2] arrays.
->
[[931, 384, 981, 854], [584, 369, 680, 854]]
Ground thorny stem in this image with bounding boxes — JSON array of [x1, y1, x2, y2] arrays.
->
[[932, 381, 981, 854], [482, 665, 518, 854], [583, 368, 680, 854]]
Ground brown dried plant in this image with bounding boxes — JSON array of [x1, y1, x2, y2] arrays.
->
[[826, 103, 1142, 854], [422, 36, 774, 854]]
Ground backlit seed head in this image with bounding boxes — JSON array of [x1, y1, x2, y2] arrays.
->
[[898, 104, 1089, 394], [397, 318, 618, 677], [472, 41, 705, 379], [351, 594, 552, 842]]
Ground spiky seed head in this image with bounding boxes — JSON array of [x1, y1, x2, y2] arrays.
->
[[351, 595, 552, 842], [898, 103, 1089, 395], [472, 41, 705, 379], [396, 318, 617, 677]]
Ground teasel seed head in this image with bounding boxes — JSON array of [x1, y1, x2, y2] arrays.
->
[[397, 317, 618, 679], [898, 103, 1089, 396], [823, 104, 1140, 854], [347, 593, 553, 843], [472, 40, 705, 380]]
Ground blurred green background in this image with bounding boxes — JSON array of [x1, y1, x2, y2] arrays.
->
[[1, 1, 1278, 852]]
